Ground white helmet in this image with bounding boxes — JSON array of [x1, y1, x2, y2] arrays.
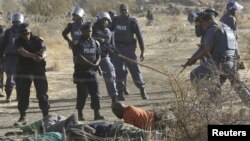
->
[[71, 7, 84, 18], [11, 12, 24, 23], [96, 12, 111, 23], [226, 1, 243, 11]]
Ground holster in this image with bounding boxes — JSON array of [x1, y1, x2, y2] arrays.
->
[[238, 61, 245, 70]]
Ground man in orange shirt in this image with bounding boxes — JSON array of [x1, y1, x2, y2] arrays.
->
[[112, 102, 158, 131]]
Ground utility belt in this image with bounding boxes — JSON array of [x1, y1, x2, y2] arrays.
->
[[213, 55, 236, 62], [115, 39, 136, 47]]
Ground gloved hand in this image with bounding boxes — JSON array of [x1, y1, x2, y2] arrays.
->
[[67, 40, 73, 49], [184, 58, 197, 67], [140, 52, 144, 61]]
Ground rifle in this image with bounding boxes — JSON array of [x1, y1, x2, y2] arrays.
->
[[179, 65, 187, 74]]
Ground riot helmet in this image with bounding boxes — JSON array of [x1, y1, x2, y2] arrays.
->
[[71, 7, 84, 18], [226, 1, 243, 11], [96, 12, 112, 23], [11, 12, 24, 23]]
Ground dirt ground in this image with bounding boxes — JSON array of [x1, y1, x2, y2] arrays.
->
[[1, 9, 250, 139]]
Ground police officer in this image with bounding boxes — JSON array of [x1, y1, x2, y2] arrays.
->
[[108, 10, 131, 96], [0, 12, 24, 102], [62, 7, 85, 50], [73, 23, 105, 121], [220, 2, 244, 85], [110, 3, 148, 101], [188, 8, 218, 83], [92, 12, 118, 104], [62, 8, 93, 97], [220, 1, 243, 39], [185, 11, 250, 106], [14, 24, 50, 125]]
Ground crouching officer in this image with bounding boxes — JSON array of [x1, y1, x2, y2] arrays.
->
[[14, 24, 50, 125], [73, 23, 105, 121], [93, 12, 118, 104], [185, 11, 250, 106]]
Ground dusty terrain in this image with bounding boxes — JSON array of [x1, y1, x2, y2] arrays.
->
[[1, 1, 250, 140]]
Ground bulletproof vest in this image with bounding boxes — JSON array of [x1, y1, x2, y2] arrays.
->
[[212, 23, 237, 57], [77, 38, 97, 64], [93, 27, 112, 56], [114, 16, 134, 43], [4, 27, 20, 55], [70, 22, 84, 44]]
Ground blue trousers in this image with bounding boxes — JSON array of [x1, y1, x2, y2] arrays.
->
[[190, 60, 250, 105], [16, 69, 50, 114], [4, 55, 18, 97], [99, 57, 118, 97], [114, 45, 145, 92], [75, 69, 100, 110]]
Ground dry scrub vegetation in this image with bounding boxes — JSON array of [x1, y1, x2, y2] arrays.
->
[[0, 0, 250, 141]]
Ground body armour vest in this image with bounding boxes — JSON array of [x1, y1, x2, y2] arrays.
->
[[93, 27, 112, 57], [212, 23, 237, 57], [114, 16, 134, 43], [70, 22, 84, 44], [4, 27, 20, 55], [76, 38, 97, 64]]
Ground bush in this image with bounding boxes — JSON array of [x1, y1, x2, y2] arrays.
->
[[23, 0, 72, 17]]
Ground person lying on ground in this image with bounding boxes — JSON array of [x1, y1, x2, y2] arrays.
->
[[112, 101, 176, 131]]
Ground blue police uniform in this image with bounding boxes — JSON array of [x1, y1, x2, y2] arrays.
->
[[190, 22, 218, 84], [73, 36, 104, 120], [220, 12, 237, 38], [15, 35, 50, 119], [92, 25, 118, 101], [111, 15, 147, 100], [220, 11, 240, 84], [0, 25, 21, 100], [62, 21, 85, 63], [191, 22, 250, 106]]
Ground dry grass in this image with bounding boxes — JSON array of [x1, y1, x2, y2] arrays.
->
[[1, 0, 250, 141]]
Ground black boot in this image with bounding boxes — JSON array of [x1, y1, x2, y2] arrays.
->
[[111, 96, 117, 105], [78, 110, 85, 121], [124, 87, 130, 95], [94, 109, 105, 120], [117, 91, 125, 101], [14, 112, 27, 126], [140, 88, 148, 100], [5, 93, 11, 103]]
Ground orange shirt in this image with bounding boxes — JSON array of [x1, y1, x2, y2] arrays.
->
[[123, 106, 155, 130]]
